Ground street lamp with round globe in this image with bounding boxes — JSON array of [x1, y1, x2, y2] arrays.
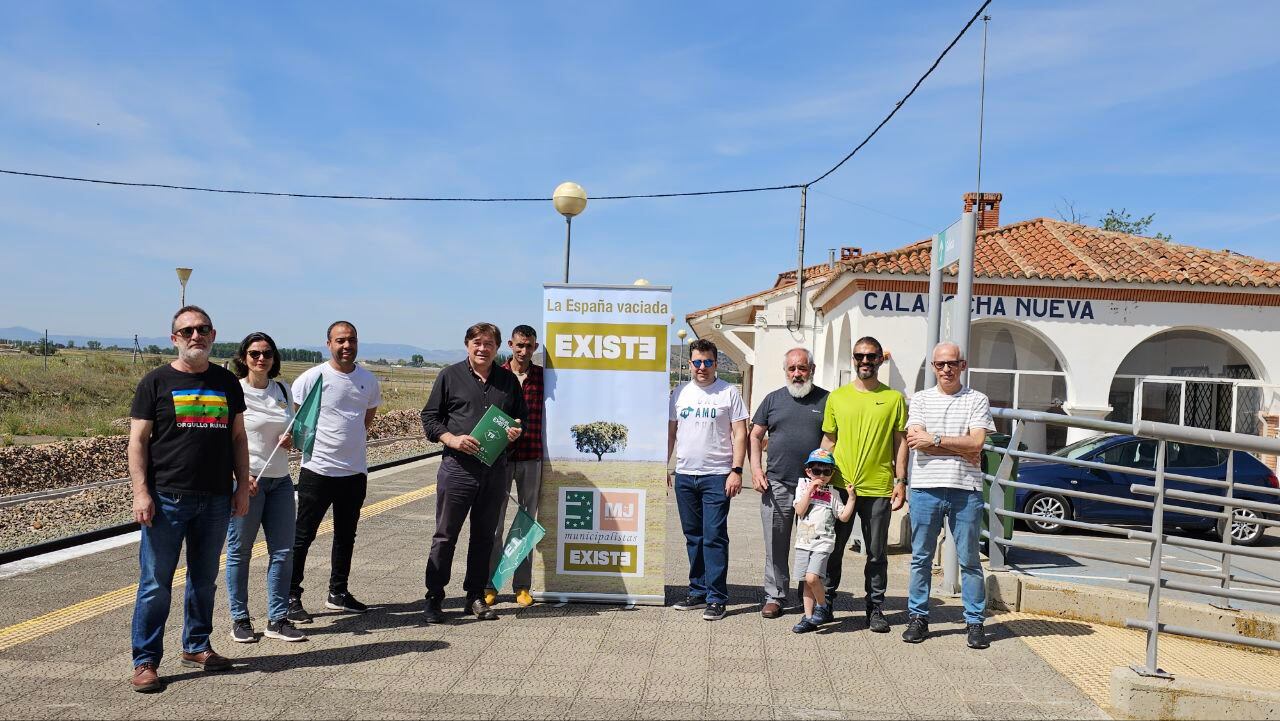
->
[[676, 328, 688, 382], [553, 182, 587, 283]]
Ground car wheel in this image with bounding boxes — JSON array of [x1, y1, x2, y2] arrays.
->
[[1218, 508, 1264, 547], [1025, 494, 1071, 534]]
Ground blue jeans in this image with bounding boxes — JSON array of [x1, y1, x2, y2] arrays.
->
[[131, 491, 231, 667], [226, 475, 296, 623], [674, 473, 731, 605], [908, 486, 986, 624]]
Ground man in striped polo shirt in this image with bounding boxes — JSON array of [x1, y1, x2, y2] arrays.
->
[[901, 341, 996, 650]]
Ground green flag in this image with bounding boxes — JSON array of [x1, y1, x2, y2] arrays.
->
[[490, 506, 545, 593], [291, 376, 323, 463]]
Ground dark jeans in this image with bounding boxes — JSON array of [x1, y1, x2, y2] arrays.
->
[[290, 468, 367, 600], [425, 455, 508, 603], [132, 491, 231, 667], [825, 492, 892, 609], [673, 473, 731, 605]]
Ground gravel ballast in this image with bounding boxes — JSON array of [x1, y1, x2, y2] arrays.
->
[[0, 436, 439, 555]]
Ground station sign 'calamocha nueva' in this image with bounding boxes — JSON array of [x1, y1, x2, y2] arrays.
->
[[534, 283, 671, 605]]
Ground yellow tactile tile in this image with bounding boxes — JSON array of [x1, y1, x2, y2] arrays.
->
[[0, 483, 436, 652], [995, 609, 1280, 714]]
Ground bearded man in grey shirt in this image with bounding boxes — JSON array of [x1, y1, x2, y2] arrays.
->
[[748, 348, 829, 618]]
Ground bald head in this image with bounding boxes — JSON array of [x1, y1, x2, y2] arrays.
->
[[932, 341, 963, 362]]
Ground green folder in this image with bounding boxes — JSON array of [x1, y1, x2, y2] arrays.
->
[[470, 404, 518, 466]]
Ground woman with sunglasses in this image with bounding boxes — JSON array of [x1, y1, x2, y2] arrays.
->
[[224, 332, 307, 643]]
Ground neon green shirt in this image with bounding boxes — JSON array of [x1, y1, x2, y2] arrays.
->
[[821, 382, 906, 497]]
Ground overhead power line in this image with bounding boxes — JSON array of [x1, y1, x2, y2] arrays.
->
[[0, 169, 802, 202], [807, 0, 992, 186], [0, 0, 989, 203]]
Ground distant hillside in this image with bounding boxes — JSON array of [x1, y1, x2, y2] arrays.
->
[[0, 326, 465, 364]]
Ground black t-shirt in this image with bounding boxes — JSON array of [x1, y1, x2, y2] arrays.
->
[[130, 363, 246, 495]]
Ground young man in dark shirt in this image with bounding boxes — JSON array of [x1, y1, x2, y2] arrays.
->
[[483, 324, 545, 607], [420, 322, 527, 622], [128, 306, 251, 693]]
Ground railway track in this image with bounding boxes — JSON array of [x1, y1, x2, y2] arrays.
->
[[0, 435, 427, 509], [0, 449, 442, 566]]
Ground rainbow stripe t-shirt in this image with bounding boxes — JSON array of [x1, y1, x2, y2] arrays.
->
[[171, 388, 230, 428]]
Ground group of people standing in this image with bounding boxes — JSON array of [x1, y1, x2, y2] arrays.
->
[[127, 308, 542, 692], [125, 305, 993, 695], [667, 336, 995, 651]]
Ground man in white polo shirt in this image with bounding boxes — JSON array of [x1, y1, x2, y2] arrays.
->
[[901, 341, 995, 650], [287, 320, 382, 623]]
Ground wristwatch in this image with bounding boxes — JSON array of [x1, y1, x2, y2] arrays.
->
[[932, 433, 942, 447], [730, 466, 744, 475], [894, 477, 908, 487]]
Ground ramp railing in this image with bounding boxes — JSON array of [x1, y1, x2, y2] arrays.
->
[[984, 407, 1280, 677]]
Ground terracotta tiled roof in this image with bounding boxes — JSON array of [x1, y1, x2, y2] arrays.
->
[[773, 262, 838, 288], [832, 218, 1280, 288]]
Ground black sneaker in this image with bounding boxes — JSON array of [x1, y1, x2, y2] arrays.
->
[[966, 623, 990, 649], [867, 604, 890, 633], [326, 591, 368, 613], [264, 618, 308, 642], [702, 603, 726, 621], [229, 618, 256, 644], [672, 595, 706, 611], [902, 614, 929, 643], [423, 600, 445, 625], [286, 597, 312, 624]]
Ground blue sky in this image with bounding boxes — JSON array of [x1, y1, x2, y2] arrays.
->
[[2, 1, 1278, 350]]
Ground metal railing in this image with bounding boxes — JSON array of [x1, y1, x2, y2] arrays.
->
[[983, 407, 1280, 677]]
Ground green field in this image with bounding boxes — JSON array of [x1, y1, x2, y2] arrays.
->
[[0, 349, 436, 442]]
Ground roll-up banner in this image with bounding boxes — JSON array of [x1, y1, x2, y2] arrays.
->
[[533, 283, 671, 605]]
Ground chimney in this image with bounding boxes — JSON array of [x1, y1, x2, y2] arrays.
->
[[963, 192, 1002, 231], [828, 248, 837, 268], [840, 246, 862, 261]]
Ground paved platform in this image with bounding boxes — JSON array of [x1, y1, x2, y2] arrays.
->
[[0, 458, 1114, 720]]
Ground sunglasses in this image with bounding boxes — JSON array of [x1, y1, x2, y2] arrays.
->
[[932, 360, 963, 370], [853, 352, 882, 363], [247, 349, 275, 360], [807, 465, 834, 476], [690, 359, 715, 369], [174, 324, 213, 339]]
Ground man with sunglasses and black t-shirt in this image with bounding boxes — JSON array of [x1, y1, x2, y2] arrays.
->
[[128, 306, 251, 693], [820, 336, 908, 633]]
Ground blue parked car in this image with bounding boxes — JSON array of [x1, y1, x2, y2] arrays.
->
[[1015, 433, 1278, 546]]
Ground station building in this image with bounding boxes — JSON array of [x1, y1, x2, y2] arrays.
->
[[687, 193, 1280, 460]]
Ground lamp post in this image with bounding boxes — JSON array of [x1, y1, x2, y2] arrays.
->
[[175, 267, 193, 306], [676, 329, 688, 383], [553, 182, 587, 283]]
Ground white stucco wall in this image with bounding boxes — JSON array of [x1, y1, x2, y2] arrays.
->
[[738, 280, 1280, 432]]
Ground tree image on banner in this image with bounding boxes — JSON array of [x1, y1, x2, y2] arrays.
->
[[570, 421, 629, 461]]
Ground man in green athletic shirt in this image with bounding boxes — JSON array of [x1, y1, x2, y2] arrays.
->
[[820, 336, 908, 633]]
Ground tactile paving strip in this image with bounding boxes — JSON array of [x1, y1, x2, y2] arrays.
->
[[997, 609, 1280, 713], [0, 482, 436, 651]]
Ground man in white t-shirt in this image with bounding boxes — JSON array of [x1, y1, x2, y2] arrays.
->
[[902, 341, 996, 650], [286, 321, 382, 624], [667, 339, 748, 621]]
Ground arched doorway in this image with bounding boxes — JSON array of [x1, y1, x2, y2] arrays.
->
[[915, 321, 1069, 453], [1107, 328, 1264, 434]]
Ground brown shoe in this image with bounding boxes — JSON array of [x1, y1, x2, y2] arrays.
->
[[180, 649, 232, 671], [131, 663, 162, 693], [761, 601, 783, 619]]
